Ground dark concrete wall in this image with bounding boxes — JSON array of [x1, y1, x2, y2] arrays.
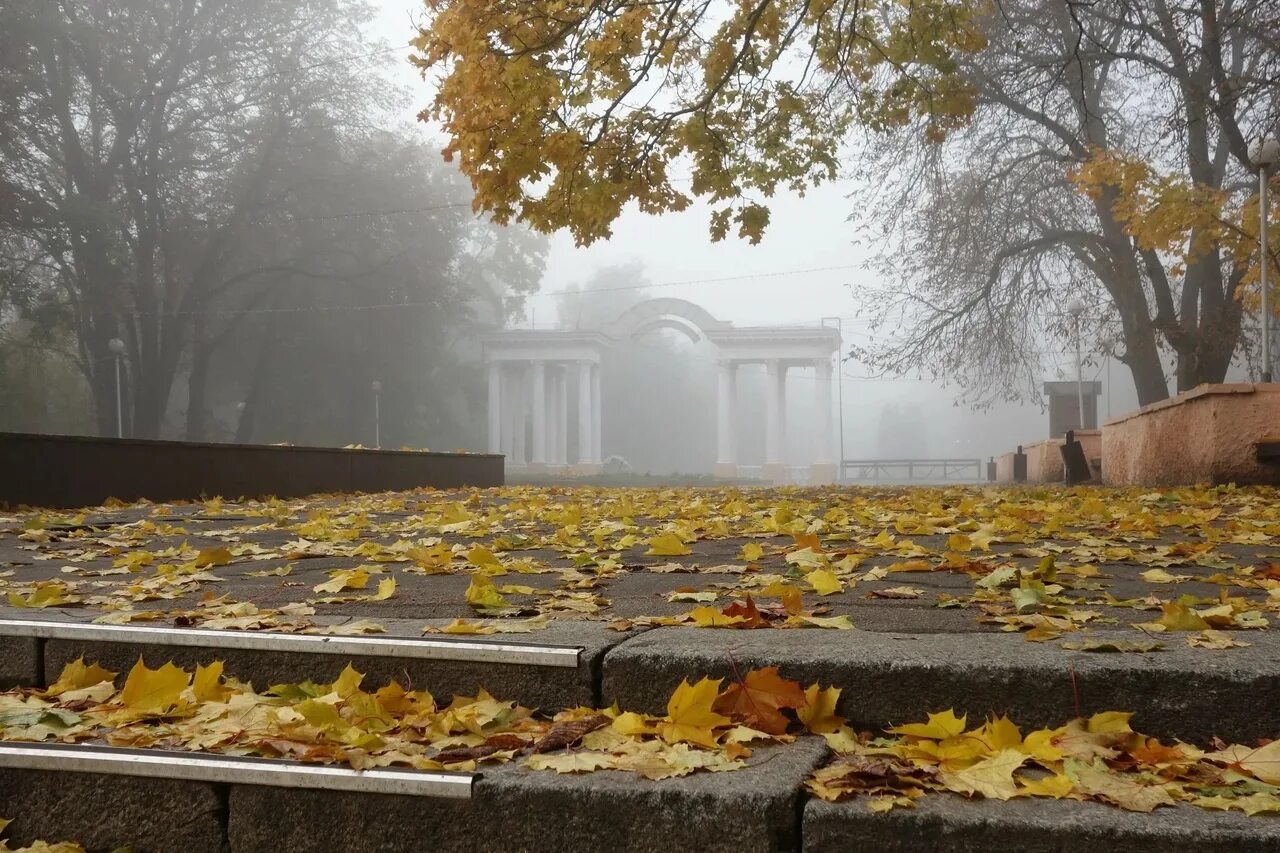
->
[[0, 432, 503, 509]]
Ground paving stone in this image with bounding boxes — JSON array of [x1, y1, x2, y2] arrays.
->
[[0, 636, 41, 687], [803, 794, 1280, 853], [0, 769, 224, 853], [471, 738, 829, 853], [42, 619, 637, 711], [603, 628, 1280, 743]]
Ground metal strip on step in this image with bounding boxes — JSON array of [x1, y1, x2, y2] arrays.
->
[[0, 741, 473, 798], [0, 619, 581, 668]]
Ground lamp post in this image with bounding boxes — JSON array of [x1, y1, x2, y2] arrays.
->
[[107, 338, 125, 438], [371, 380, 382, 449], [1249, 137, 1279, 382], [1066, 297, 1087, 430]]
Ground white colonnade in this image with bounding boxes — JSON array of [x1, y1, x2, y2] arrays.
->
[[483, 300, 840, 483], [714, 357, 836, 482], [487, 358, 601, 470]]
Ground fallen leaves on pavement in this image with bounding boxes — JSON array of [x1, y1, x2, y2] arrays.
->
[[808, 707, 1280, 816]]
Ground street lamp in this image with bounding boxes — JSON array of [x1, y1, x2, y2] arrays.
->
[[371, 380, 382, 449], [107, 337, 125, 438], [1249, 137, 1280, 382], [1066, 297, 1087, 430]]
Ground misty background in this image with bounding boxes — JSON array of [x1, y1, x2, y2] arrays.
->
[[2, 0, 1191, 475]]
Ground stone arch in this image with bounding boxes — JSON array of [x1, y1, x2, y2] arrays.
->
[[599, 297, 732, 343]]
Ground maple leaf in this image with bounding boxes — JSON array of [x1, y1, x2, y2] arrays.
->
[[119, 658, 190, 715], [313, 568, 370, 594], [1187, 630, 1251, 649], [1016, 772, 1074, 798], [890, 710, 967, 741], [659, 677, 730, 748], [797, 684, 844, 734], [806, 569, 844, 596], [712, 667, 807, 735], [1154, 602, 1210, 631], [645, 533, 691, 557], [688, 606, 747, 628], [1065, 757, 1176, 812], [1205, 741, 1280, 785], [721, 596, 771, 629], [464, 575, 510, 610], [525, 751, 616, 773], [940, 748, 1025, 800], [43, 657, 116, 697]]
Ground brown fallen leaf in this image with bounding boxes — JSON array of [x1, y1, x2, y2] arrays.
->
[[532, 714, 611, 753]]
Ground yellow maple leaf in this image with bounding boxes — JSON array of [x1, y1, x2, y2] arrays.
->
[[659, 677, 730, 748], [688, 606, 747, 628], [941, 748, 1025, 800], [313, 568, 370, 594], [191, 661, 228, 703], [646, 533, 692, 557], [1155, 602, 1210, 631], [806, 569, 844, 596], [465, 575, 510, 610], [120, 659, 190, 714], [44, 657, 116, 697], [797, 684, 844, 734], [740, 542, 765, 562], [1017, 772, 1074, 798], [370, 577, 396, 601], [437, 618, 497, 635], [889, 709, 967, 740]]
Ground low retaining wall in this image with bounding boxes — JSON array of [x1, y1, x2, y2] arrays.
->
[[0, 432, 503, 509], [1025, 431, 1101, 482], [1102, 384, 1280, 486]]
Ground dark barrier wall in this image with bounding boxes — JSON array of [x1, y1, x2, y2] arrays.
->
[[0, 432, 504, 509]]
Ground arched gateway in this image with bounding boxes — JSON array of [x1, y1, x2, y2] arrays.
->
[[481, 299, 841, 484]]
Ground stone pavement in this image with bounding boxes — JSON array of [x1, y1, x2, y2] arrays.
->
[[1, 484, 1278, 850]]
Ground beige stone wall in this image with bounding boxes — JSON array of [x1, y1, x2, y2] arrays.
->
[[1024, 430, 1101, 483], [1102, 384, 1280, 486]]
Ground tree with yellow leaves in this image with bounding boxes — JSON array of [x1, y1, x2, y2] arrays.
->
[[412, 0, 988, 246], [414, 0, 1279, 407], [850, 0, 1279, 404]]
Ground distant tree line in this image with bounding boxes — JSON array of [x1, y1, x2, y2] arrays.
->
[[0, 0, 545, 447]]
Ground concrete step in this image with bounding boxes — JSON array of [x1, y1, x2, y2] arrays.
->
[[804, 795, 1280, 853], [601, 627, 1280, 744], [0, 617, 624, 712], [6, 618, 1279, 744], [0, 740, 827, 853], [5, 740, 1280, 852]]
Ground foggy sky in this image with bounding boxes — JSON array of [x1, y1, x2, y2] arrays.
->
[[368, 1, 1142, 461]]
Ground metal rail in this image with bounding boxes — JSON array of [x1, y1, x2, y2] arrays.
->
[[0, 741, 473, 798], [0, 619, 581, 668], [840, 458, 984, 483]]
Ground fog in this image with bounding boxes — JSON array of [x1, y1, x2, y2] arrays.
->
[[8, 0, 1256, 480], [369, 0, 1146, 470]]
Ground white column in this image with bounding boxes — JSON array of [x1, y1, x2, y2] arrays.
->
[[716, 360, 736, 465], [814, 358, 833, 464], [555, 367, 568, 465], [590, 362, 602, 464], [487, 362, 502, 454], [530, 360, 547, 465], [577, 361, 593, 464], [511, 366, 527, 465], [765, 360, 784, 465], [500, 367, 514, 460]]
